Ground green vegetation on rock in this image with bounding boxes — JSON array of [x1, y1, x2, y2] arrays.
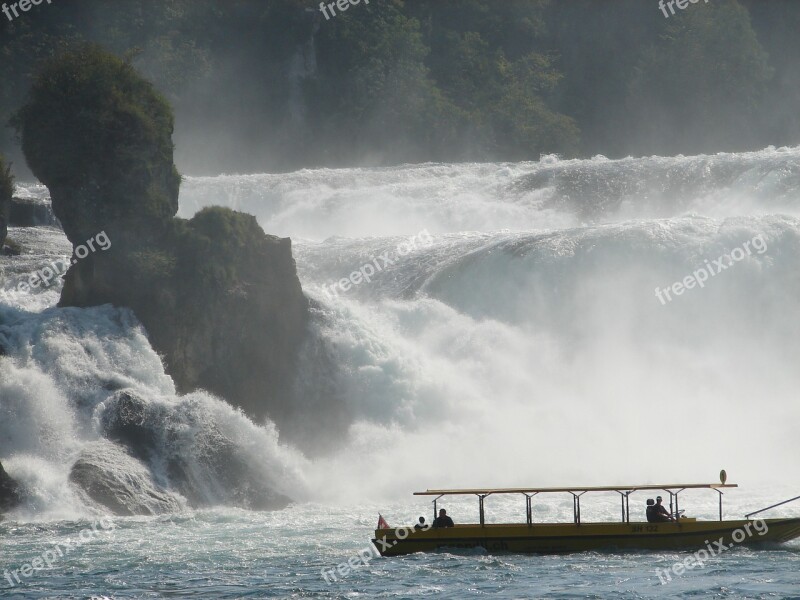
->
[[12, 43, 180, 243], [0, 0, 791, 172]]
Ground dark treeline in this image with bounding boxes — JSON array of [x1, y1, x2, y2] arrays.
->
[[0, 0, 797, 175]]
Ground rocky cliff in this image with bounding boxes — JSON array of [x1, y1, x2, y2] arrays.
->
[[14, 44, 309, 435], [0, 155, 12, 250], [0, 461, 21, 513], [59, 209, 309, 426]]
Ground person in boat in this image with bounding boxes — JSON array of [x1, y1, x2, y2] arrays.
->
[[415, 516, 427, 530], [646, 498, 656, 522], [432, 508, 454, 528], [651, 496, 675, 522]]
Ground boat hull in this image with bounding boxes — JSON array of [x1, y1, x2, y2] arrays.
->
[[373, 518, 800, 556]]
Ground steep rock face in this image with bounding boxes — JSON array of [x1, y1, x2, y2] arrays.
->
[[59, 209, 309, 427], [0, 199, 7, 248], [0, 155, 12, 249], [0, 460, 21, 512], [14, 45, 310, 433]]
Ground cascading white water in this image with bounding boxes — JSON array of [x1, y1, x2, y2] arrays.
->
[[2, 145, 799, 517], [0, 228, 309, 519], [180, 146, 800, 501]]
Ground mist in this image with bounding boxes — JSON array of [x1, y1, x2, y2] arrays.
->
[[174, 146, 800, 503], [3, 0, 800, 177]]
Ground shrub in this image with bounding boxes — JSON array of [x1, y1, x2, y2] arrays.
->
[[13, 43, 181, 242]]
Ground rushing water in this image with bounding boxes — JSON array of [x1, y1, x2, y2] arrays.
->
[[2, 147, 800, 598]]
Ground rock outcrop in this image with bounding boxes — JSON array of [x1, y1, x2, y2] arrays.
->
[[14, 44, 309, 432], [0, 460, 21, 512], [99, 390, 291, 511], [0, 155, 12, 249]]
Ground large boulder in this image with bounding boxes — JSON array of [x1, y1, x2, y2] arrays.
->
[[99, 390, 291, 510], [0, 460, 21, 512], [68, 441, 182, 516], [14, 45, 310, 436]]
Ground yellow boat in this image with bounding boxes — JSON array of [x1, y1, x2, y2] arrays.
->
[[373, 477, 800, 556]]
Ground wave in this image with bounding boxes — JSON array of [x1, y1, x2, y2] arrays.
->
[[178, 146, 800, 240]]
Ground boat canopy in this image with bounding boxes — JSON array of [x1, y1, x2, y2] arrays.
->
[[414, 483, 737, 495], [414, 483, 738, 525]]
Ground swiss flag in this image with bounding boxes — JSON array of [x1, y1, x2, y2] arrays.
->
[[377, 514, 390, 529]]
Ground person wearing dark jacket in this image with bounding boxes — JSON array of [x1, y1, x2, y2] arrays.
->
[[651, 496, 675, 522], [432, 508, 454, 528]]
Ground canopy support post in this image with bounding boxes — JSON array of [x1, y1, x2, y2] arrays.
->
[[523, 492, 537, 526], [616, 491, 626, 523], [625, 491, 631, 523], [569, 491, 586, 524], [660, 488, 685, 521], [674, 488, 685, 521], [478, 494, 490, 527], [432, 494, 443, 523], [616, 491, 634, 523]]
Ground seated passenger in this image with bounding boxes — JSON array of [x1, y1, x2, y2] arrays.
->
[[651, 496, 675, 522], [432, 508, 454, 528], [414, 516, 427, 530], [646, 498, 656, 523]]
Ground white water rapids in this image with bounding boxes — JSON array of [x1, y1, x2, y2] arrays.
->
[[2, 146, 800, 519]]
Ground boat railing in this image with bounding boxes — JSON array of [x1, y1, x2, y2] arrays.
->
[[745, 494, 800, 519], [415, 482, 738, 526]]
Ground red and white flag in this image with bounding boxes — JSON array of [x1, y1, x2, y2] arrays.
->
[[377, 514, 390, 529]]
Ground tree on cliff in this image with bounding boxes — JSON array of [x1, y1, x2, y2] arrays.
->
[[13, 44, 181, 243]]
